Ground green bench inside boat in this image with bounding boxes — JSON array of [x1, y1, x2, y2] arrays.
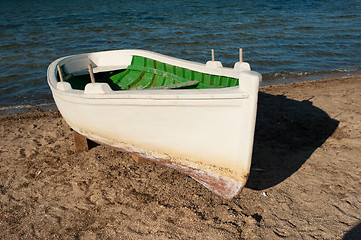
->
[[64, 56, 239, 90], [110, 56, 239, 90]]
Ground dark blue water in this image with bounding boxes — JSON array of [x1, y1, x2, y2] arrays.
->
[[1, 0, 360, 113]]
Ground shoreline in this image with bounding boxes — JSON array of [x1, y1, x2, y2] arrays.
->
[[2, 68, 361, 115], [1, 74, 360, 239]]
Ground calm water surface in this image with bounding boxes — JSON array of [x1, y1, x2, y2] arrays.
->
[[0, 0, 360, 112]]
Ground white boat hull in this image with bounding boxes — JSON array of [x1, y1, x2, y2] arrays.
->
[[47, 49, 261, 198]]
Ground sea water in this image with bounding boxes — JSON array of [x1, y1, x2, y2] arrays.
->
[[0, 0, 360, 112]]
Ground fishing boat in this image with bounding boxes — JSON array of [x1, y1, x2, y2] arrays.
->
[[47, 49, 261, 198]]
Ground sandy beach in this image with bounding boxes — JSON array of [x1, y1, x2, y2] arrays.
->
[[0, 75, 360, 239]]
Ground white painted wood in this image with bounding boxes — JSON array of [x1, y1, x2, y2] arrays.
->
[[47, 49, 261, 198]]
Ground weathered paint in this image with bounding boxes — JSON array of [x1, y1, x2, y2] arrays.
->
[[81, 131, 247, 199]]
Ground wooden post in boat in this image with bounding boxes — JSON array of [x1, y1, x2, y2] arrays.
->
[[206, 49, 222, 68], [57, 65, 64, 82], [73, 130, 89, 152], [131, 154, 149, 164], [239, 48, 243, 62], [88, 64, 96, 83]]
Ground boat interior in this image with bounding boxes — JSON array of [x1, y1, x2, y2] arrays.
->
[[59, 56, 239, 91]]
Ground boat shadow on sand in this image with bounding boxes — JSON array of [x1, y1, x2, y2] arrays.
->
[[246, 92, 339, 190], [343, 222, 361, 240]]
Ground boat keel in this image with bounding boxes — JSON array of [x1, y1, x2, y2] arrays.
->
[[72, 130, 244, 199], [124, 152, 245, 199]]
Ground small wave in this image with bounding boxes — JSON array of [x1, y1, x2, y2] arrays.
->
[[0, 104, 33, 111], [262, 67, 361, 85], [0, 102, 57, 114]]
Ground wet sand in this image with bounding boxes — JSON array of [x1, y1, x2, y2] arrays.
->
[[1, 75, 360, 239]]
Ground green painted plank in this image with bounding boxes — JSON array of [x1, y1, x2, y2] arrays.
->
[[128, 72, 154, 90], [175, 66, 184, 79], [220, 76, 228, 87], [156, 61, 166, 71], [223, 77, 228, 87], [150, 75, 165, 88], [230, 78, 238, 87], [212, 75, 221, 86], [163, 77, 174, 86], [184, 68, 193, 80], [193, 71, 203, 83], [165, 64, 175, 74], [203, 74, 211, 85], [110, 70, 128, 84], [120, 71, 144, 90], [131, 56, 145, 66], [146, 58, 155, 68]]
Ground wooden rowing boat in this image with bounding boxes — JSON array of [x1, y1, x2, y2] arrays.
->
[[47, 49, 261, 198]]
